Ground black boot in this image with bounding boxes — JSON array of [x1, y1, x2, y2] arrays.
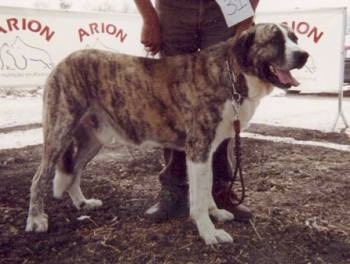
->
[[145, 149, 188, 222]]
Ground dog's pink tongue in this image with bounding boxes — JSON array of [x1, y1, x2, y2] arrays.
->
[[275, 69, 300, 86]]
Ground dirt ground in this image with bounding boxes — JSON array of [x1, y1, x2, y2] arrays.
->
[[0, 124, 350, 264]]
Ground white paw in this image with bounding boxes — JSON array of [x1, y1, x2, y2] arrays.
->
[[201, 228, 233, 245], [25, 214, 48, 232], [210, 208, 234, 222], [78, 199, 103, 210]]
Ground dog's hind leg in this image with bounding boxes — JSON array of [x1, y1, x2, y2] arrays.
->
[[26, 94, 86, 232], [66, 132, 103, 210], [26, 129, 76, 232], [54, 125, 103, 210], [25, 162, 54, 232]]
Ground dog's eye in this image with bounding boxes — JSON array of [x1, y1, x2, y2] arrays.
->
[[288, 32, 298, 44], [270, 35, 283, 45]]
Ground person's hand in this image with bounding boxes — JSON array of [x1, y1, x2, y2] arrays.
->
[[134, 0, 161, 55], [141, 15, 161, 56]]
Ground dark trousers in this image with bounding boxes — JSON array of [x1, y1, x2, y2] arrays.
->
[[159, 139, 232, 201], [155, 0, 236, 200]]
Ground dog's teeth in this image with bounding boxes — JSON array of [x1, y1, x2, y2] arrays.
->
[[269, 65, 276, 74]]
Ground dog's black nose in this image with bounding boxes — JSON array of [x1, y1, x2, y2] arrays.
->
[[294, 51, 309, 68]]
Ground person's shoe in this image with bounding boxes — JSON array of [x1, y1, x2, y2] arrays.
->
[[213, 187, 252, 222], [145, 186, 252, 223], [144, 189, 188, 222]]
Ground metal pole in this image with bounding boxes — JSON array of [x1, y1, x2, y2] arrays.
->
[[332, 7, 350, 131]]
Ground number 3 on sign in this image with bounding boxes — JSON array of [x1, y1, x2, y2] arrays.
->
[[215, 0, 254, 27], [226, 0, 248, 15]]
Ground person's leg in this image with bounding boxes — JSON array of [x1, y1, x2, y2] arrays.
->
[[156, 0, 200, 56], [212, 139, 252, 222], [199, 1, 252, 222], [199, 0, 237, 48], [147, 0, 252, 222], [145, 0, 201, 221], [145, 149, 189, 221]]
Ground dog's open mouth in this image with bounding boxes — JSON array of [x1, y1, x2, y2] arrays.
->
[[269, 65, 300, 87]]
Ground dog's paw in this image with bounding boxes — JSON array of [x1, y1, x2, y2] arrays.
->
[[210, 208, 234, 222], [201, 228, 233, 245], [78, 199, 103, 210], [25, 214, 48, 232]]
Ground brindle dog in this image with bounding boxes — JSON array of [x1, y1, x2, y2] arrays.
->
[[26, 23, 308, 245]]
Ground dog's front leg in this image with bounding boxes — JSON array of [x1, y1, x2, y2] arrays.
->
[[187, 159, 233, 245]]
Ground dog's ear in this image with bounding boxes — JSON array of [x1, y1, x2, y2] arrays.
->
[[233, 29, 256, 70]]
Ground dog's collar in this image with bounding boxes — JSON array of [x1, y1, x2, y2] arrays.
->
[[225, 59, 248, 121], [226, 60, 241, 105], [225, 59, 247, 106]]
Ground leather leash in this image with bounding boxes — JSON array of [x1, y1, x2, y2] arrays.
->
[[226, 60, 246, 205]]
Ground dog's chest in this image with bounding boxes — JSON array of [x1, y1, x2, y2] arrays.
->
[[218, 98, 260, 135]]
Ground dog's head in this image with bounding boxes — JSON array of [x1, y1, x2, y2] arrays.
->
[[234, 23, 309, 89]]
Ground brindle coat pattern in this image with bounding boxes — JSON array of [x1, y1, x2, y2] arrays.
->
[[26, 23, 308, 245], [51, 46, 232, 159]]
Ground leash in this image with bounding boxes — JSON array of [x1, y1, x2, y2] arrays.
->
[[225, 60, 245, 205]]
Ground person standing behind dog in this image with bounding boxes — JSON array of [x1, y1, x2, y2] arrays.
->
[[134, 0, 259, 222]]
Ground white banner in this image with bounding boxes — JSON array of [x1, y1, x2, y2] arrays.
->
[[0, 6, 144, 86], [0, 6, 346, 92], [256, 8, 346, 92]]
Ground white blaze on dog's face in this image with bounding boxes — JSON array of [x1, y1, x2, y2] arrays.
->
[[277, 24, 307, 81], [234, 23, 309, 89]]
